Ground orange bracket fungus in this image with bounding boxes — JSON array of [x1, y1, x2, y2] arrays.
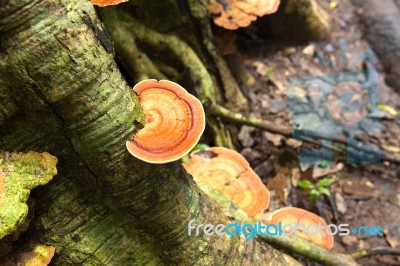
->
[[19, 244, 55, 266], [91, 0, 128, 7], [261, 207, 334, 249], [183, 147, 270, 217], [126, 79, 206, 163], [208, 0, 281, 30]]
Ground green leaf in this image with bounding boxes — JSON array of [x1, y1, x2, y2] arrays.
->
[[318, 160, 330, 168], [317, 178, 335, 187], [181, 154, 190, 164], [318, 187, 331, 196], [298, 180, 314, 190], [309, 189, 319, 202], [191, 143, 210, 154]]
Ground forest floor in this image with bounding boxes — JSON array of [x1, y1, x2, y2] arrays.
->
[[231, 0, 400, 265]]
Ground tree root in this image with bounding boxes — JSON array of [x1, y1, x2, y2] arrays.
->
[[181, 0, 249, 112], [104, 15, 166, 81]]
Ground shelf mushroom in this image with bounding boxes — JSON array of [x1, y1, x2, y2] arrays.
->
[[208, 0, 281, 30], [20, 244, 55, 266], [261, 207, 334, 249], [0, 151, 58, 240], [183, 147, 270, 217], [126, 79, 205, 164], [91, 0, 128, 7]]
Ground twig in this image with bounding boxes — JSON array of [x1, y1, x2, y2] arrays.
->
[[352, 247, 400, 260], [207, 102, 400, 164], [261, 234, 358, 266]]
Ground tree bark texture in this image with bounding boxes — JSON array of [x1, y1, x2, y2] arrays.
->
[[0, 0, 286, 265]]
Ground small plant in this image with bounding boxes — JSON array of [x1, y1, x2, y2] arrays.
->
[[298, 177, 335, 202]]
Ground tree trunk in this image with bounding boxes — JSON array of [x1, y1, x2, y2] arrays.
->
[[0, 0, 286, 264]]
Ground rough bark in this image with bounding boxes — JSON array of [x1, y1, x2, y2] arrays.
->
[[0, 0, 286, 264], [31, 178, 163, 265]]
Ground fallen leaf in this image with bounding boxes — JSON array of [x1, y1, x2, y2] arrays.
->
[[238, 126, 255, 147], [286, 138, 302, 148], [312, 163, 344, 179], [388, 193, 400, 207], [267, 170, 290, 203], [334, 192, 347, 214], [379, 103, 398, 116], [268, 98, 287, 113], [384, 228, 399, 248], [302, 44, 315, 56], [329, 1, 338, 10], [382, 145, 400, 153], [252, 61, 268, 76], [263, 132, 283, 146], [300, 162, 344, 179], [291, 168, 301, 187], [364, 180, 374, 188], [240, 148, 261, 161], [254, 160, 275, 179], [342, 179, 376, 200]]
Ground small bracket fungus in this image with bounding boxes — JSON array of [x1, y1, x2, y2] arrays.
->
[[261, 207, 334, 249], [0, 244, 56, 266], [208, 0, 281, 30], [183, 147, 270, 217], [0, 152, 57, 240], [91, 0, 128, 7], [126, 79, 206, 163]]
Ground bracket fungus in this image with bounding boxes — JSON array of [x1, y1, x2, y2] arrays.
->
[[183, 147, 270, 217], [0, 244, 55, 266], [91, 0, 128, 7], [126, 79, 205, 163], [261, 207, 334, 249], [0, 152, 57, 240], [208, 0, 281, 30]]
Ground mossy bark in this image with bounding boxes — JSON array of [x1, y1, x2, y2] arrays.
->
[[0, 0, 286, 265], [31, 178, 163, 265]]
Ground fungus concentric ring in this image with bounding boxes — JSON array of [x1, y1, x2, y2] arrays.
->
[[183, 147, 270, 217], [261, 207, 334, 249], [126, 79, 205, 164], [208, 0, 281, 30]]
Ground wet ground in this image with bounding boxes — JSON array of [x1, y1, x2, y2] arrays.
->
[[231, 0, 400, 264]]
